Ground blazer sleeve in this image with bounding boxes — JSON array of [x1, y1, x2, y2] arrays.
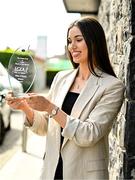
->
[[24, 72, 60, 136], [62, 80, 125, 147]]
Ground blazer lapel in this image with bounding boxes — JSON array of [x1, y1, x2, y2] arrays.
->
[[55, 69, 78, 108], [61, 69, 102, 149], [71, 72, 101, 118], [54, 69, 78, 152]]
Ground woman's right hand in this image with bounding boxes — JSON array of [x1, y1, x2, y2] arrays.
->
[[6, 92, 34, 124], [6, 92, 29, 111]]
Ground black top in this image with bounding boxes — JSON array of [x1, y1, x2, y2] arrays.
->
[[54, 91, 79, 180]]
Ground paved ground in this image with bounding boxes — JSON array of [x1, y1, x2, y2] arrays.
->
[[0, 110, 46, 180], [0, 151, 43, 180], [0, 111, 23, 169]]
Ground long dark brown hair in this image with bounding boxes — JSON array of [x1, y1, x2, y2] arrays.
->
[[67, 17, 116, 77]]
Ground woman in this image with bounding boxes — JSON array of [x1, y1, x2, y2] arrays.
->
[[6, 17, 125, 180]]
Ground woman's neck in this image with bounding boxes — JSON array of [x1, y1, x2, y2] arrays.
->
[[77, 66, 91, 80]]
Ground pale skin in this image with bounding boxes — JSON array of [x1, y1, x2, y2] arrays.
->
[[6, 26, 91, 128]]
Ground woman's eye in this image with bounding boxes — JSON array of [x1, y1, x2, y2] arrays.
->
[[77, 38, 82, 42], [67, 38, 83, 44], [67, 39, 72, 44]]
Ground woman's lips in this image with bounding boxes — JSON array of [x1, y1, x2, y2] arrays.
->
[[72, 51, 81, 58]]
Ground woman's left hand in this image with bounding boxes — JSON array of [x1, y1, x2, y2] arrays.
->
[[24, 93, 51, 112]]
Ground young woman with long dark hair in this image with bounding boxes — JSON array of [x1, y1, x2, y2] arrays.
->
[[6, 17, 125, 180]]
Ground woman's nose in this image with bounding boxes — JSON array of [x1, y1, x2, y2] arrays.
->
[[71, 42, 77, 49]]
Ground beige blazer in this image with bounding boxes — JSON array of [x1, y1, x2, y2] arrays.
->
[[29, 68, 125, 180]]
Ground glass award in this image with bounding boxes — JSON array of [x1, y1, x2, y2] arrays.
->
[[8, 46, 36, 97]]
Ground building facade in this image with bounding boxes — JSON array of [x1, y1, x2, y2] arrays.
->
[[98, 0, 135, 179], [64, 0, 135, 179]]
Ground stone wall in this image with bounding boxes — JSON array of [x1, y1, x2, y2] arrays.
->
[[98, 0, 134, 179]]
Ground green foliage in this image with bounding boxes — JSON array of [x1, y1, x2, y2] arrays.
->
[[0, 51, 12, 68], [46, 71, 59, 87], [0, 48, 34, 69], [46, 58, 73, 87]]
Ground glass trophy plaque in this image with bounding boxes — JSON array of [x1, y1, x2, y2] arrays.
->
[[8, 47, 36, 97]]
